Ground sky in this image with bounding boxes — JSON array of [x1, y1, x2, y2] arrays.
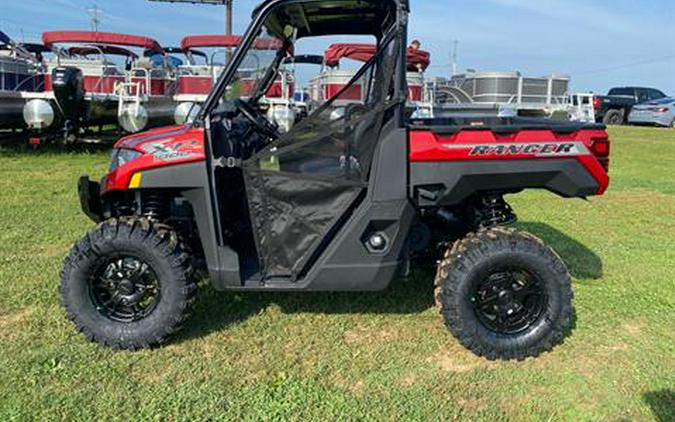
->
[[2, 0, 674, 94]]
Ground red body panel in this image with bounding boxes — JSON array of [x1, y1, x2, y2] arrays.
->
[[103, 125, 206, 194], [101, 122, 609, 199], [409, 128, 610, 194], [178, 76, 213, 95]]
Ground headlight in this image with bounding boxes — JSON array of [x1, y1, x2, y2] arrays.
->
[[110, 148, 143, 171]]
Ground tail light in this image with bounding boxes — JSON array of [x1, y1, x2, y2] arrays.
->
[[590, 137, 610, 172], [592, 97, 602, 110], [651, 107, 670, 113]]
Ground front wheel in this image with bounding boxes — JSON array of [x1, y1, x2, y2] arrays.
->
[[60, 218, 196, 350], [434, 227, 573, 360]]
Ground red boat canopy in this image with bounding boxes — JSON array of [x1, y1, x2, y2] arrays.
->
[[42, 31, 164, 54], [67, 45, 139, 59], [324, 43, 430, 71], [181, 35, 283, 51]]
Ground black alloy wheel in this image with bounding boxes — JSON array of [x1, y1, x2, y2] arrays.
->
[[61, 218, 196, 350], [471, 268, 547, 335], [90, 255, 161, 323]]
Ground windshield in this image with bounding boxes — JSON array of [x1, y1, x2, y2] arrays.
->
[[219, 24, 288, 102]]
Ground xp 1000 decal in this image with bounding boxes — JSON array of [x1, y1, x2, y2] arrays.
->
[[140, 139, 203, 161]]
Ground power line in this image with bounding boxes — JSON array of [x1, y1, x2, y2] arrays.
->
[[451, 39, 458, 76], [87, 4, 102, 32]]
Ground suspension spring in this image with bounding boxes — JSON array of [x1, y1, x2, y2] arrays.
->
[[475, 194, 517, 228], [142, 193, 166, 221]]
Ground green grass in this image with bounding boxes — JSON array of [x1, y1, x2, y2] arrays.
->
[[0, 127, 674, 421]]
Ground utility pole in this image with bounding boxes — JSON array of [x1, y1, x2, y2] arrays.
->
[[147, 1, 233, 35], [88, 4, 102, 32], [225, 0, 233, 35], [451, 39, 459, 76]]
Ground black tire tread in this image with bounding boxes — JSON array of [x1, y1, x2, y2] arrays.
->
[[60, 217, 197, 350], [434, 226, 573, 361]]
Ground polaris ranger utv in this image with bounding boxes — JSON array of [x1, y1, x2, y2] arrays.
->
[[62, 0, 610, 360]]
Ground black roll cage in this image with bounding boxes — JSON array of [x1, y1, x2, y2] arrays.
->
[[197, 0, 409, 123]]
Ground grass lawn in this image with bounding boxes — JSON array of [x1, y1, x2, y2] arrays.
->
[[0, 126, 673, 421]]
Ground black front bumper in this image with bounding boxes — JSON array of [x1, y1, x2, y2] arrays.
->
[[78, 176, 103, 223]]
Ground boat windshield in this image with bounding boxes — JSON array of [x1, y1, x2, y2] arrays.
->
[[220, 23, 288, 102]]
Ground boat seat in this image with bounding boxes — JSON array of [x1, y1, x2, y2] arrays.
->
[[134, 57, 155, 70]]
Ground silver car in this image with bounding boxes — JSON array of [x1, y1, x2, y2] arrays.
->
[[628, 97, 675, 128]]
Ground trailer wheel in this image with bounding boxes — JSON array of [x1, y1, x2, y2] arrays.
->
[[434, 227, 573, 361], [603, 109, 625, 125], [60, 218, 196, 350]]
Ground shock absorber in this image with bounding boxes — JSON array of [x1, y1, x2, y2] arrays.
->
[[474, 194, 517, 228], [142, 192, 166, 221]]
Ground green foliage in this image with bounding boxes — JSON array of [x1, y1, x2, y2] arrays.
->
[[0, 127, 673, 420]]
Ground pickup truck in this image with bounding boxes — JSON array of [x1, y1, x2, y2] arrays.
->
[[594, 87, 667, 125]]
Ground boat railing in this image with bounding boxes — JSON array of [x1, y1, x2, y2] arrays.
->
[[502, 93, 570, 108], [12, 73, 45, 93], [114, 67, 150, 123], [127, 67, 150, 98]]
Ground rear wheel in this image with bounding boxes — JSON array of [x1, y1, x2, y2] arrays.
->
[[60, 218, 196, 350], [603, 109, 625, 125], [434, 227, 573, 360]]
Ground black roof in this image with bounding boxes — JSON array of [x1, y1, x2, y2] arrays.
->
[[253, 0, 404, 39]]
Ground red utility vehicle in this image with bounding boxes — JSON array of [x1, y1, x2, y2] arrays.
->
[[63, 0, 610, 360]]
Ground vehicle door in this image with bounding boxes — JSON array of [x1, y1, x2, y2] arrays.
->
[[241, 35, 402, 280]]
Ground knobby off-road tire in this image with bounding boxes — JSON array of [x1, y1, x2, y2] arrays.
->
[[60, 218, 197, 350], [434, 227, 573, 361], [603, 109, 625, 126]]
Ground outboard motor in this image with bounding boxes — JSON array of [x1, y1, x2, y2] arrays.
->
[[52, 66, 86, 141]]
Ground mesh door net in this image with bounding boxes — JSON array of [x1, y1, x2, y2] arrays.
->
[[243, 35, 401, 279]]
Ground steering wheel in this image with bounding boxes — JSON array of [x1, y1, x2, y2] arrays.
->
[[235, 99, 279, 139], [343, 103, 370, 122]]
